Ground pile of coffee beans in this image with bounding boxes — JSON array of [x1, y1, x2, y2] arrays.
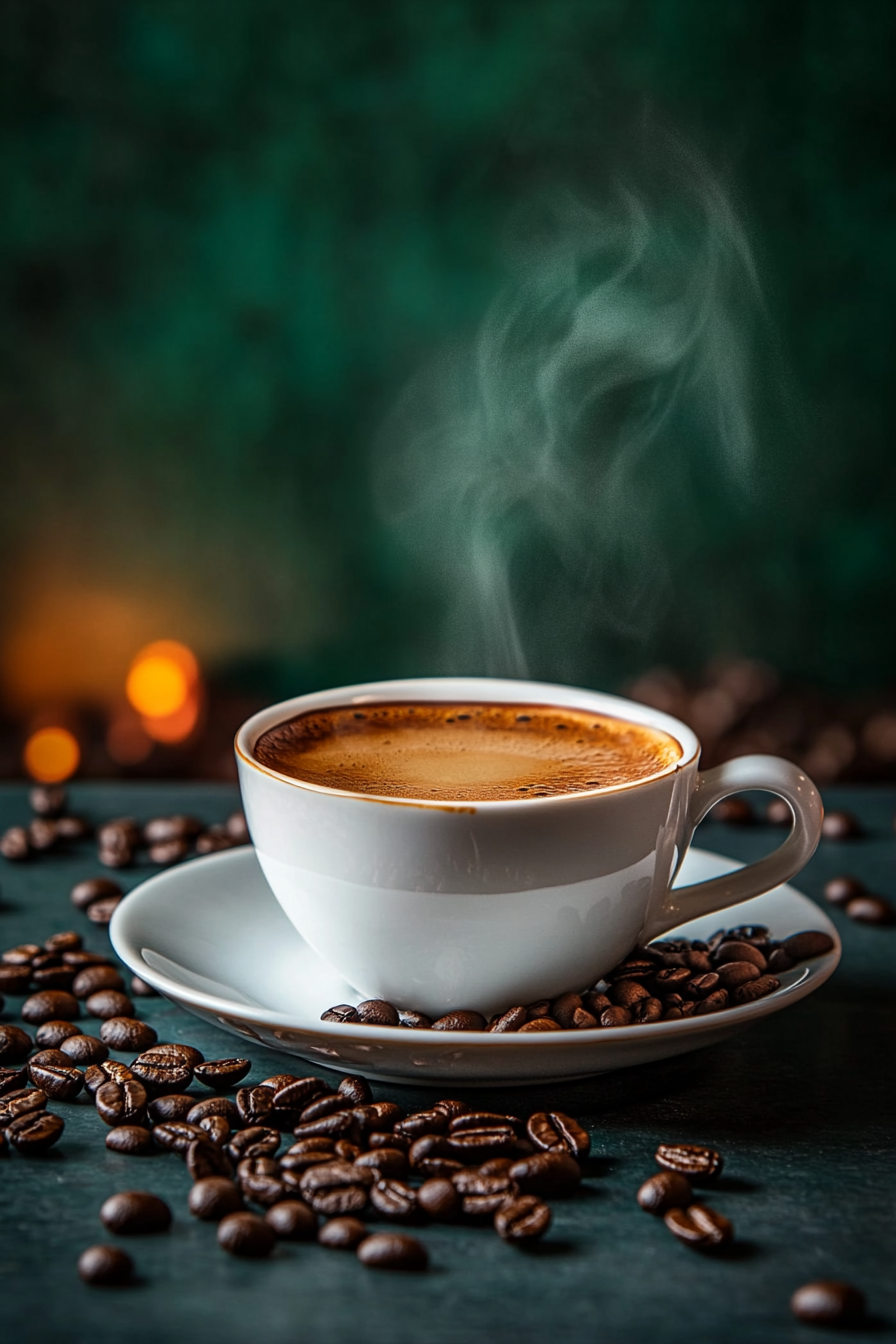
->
[[321, 923, 836, 1032]]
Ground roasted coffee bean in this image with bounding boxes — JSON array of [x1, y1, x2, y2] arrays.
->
[[417, 1176, 462, 1221], [299, 1092, 350, 1124], [265, 1199, 317, 1240], [710, 796, 754, 824], [398, 1010, 432, 1028], [663, 1000, 696, 1021], [450, 1112, 522, 1136], [607, 956, 658, 981], [432, 1099, 470, 1121], [599, 1006, 631, 1027], [350, 1101, 403, 1137], [146, 1093, 193, 1124], [395, 1110, 449, 1140], [228, 1126, 281, 1162], [821, 810, 861, 840], [790, 1281, 866, 1326], [29, 1048, 72, 1069], [495, 1195, 551, 1241], [732, 976, 779, 1005], [321, 1005, 359, 1023], [29, 818, 58, 851], [631, 997, 663, 1024], [144, 1041, 204, 1068], [70, 877, 122, 912], [488, 1006, 528, 1032], [187, 1138, 234, 1181], [684, 973, 721, 1000], [357, 1232, 428, 1272], [367, 1132, 408, 1156], [143, 814, 201, 845], [96, 1079, 148, 1127], [29, 1062, 83, 1102], [217, 1211, 275, 1257], [86, 896, 123, 924], [356, 999, 401, 1026], [100, 1018, 158, 1052], [31, 965, 76, 991], [193, 1058, 251, 1090], [35, 1020, 80, 1050], [189, 1176, 244, 1221], [655, 1143, 723, 1182], [370, 1178, 418, 1221], [237, 1155, 285, 1206], [767, 948, 795, 973], [72, 965, 125, 998], [318, 1216, 369, 1250], [3, 944, 38, 966], [714, 941, 766, 971], [281, 1150, 337, 1177], [509, 1151, 581, 1197], [454, 1167, 517, 1197], [54, 815, 91, 841], [782, 930, 836, 960], [354, 1148, 409, 1180], [664, 1203, 733, 1249], [198, 1114, 231, 1146], [64, 950, 112, 968], [21, 990, 79, 1025], [609, 979, 651, 1009], [0, 826, 30, 860], [84, 1060, 135, 1094], [515, 1016, 561, 1032], [694, 989, 729, 1014], [99, 816, 141, 848], [431, 1010, 487, 1032], [0, 1066, 28, 1097], [148, 838, 189, 866], [272, 1077, 327, 1112], [765, 797, 792, 826], [409, 1133, 452, 1167], [233, 1085, 272, 1127], [105, 1125, 154, 1156], [846, 894, 895, 926], [130, 1055, 193, 1095], [447, 1127, 518, 1162], [0, 965, 32, 995], [824, 875, 865, 906], [130, 976, 157, 998], [187, 1096, 240, 1127], [335, 1141, 362, 1163], [44, 931, 82, 955], [30, 783, 67, 817], [8, 1110, 64, 1153], [299, 1160, 373, 1214], [0, 1089, 48, 1127], [682, 949, 714, 973], [550, 992, 583, 1027], [527, 1111, 590, 1159], [77, 1244, 134, 1286], [0, 1025, 34, 1064], [637, 1171, 694, 1215], [526, 999, 551, 1021], [292, 1111, 360, 1144], [153, 1120, 209, 1155], [226, 811, 250, 844], [714, 961, 762, 991], [655, 968, 694, 992], [336, 1075, 372, 1105]]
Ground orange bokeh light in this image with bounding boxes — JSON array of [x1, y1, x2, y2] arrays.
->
[[142, 690, 202, 744], [23, 727, 80, 783], [126, 641, 199, 719]]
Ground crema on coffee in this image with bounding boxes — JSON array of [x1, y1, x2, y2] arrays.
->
[[253, 701, 682, 802]]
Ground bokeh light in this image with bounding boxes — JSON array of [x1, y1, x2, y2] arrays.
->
[[23, 726, 81, 782], [125, 641, 202, 745]]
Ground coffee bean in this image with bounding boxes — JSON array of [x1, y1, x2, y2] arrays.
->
[[22, 990, 79, 1025], [187, 1096, 240, 1127], [292, 1112, 360, 1146], [790, 1281, 866, 1326], [630, 997, 663, 1024], [370, 1178, 418, 1221], [188, 1138, 234, 1181], [684, 973, 721, 1000], [34, 1021, 78, 1050], [265, 1199, 318, 1240], [357, 1232, 428, 1272], [144, 1042, 205, 1067], [101, 1190, 171, 1235], [782, 930, 835, 960], [0, 826, 30, 860], [495, 1195, 551, 1241], [821, 810, 861, 840], [237, 1155, 285, 1205], [153, 1120, 209, 1155], [321, 1005, 359, 1023], [519, 1017, 563, 1032], [637, 1171, 694, 1215], [72, 965, 125, 998], [86, 897, 123, 924], [354, 1148, 409, 1180], [86, 989, 136, 1020], [227, 1126, 281, 1162], [447, 1127, 518, 1163], [7, 1110, 64, 1152], [450, 1111, 522, 1136], [31, 965, 76, 991], [77, 1243, 134, 1286], [106, 1125, 154, 1155], [189, 1176, 244, 1221], [70, 878, 122, 911], [766, 797, 792, 826], [714, 961, 762, 991], [28, 818, 58, 852], [393, 1109, 447, 1142], [766, 948, 794, 974], [508, 1151, 581, 1197], [655, 1143, 723, 1182], [527, 1112, 590, 1159], [199, 1114, 231, 1146], [0, 1088, 48, 1127], [130, 976, 158, 998], [714, 941, 766, 971], [664, 1203, 733, 1249], [732, 975, 780, 1005], [398, 1009, 433, 1028], [846, 894, 894, 925], [350, 1101, 403, 1138], [281, 1148, 338, 1177], [0, 965, 32, 995], [217, 1211, 276, 1257], [609, 980, 651, 1009], [568, 1006, 598, 1028], [432, 1099, 469, 1121], [100, 1018, 158, 1052], [318, 1216, 369, 1249], [415, 1177, 460, 1221], [64, 950, 112, 968], [693, 988, 729, 1014], [2, 944, 38, 965], [148, 838, 189, 866], [0, 1023, 40, 1063], [143, 815, 202, 845], [824, 875, 865, 906], [356, 1000, 401, 1026], [488, 1006, 528, 1032], [598, 1006, 631, 1027], [195, 824, 235, 854], [548, 992, 582, 1027], [29, 1061, 83, 1102], [299, 1160, 372, 1214], [96, 1079, 148, 1127], [54, 816, 92, 841], [193, 1058, 251, 1090], [431, 1010, 486, 1032], [130, 1054, 193, 1095], [84, 1060, 135, 1094], [270, 1077, 326, 1114], [99, 816, 141, 848], [298, 1092, 350, 1124], [0, 1066, 28, 1097], [710, 797, 754, 824], [147, 1093, 195, 1123], [29, 1048, 72, 1069], [43, 932, 81, 956], [29, 783, 67, 817]]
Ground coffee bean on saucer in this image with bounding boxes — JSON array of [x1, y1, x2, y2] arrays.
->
[[357, 1231, 428, 1271], [845, 894, 895, 926], [710, 797, 753, 824], [130, 976, 158, 997], [356, 1000, 400, 1027], [630, 998, 663, 1024], [72, 965, 125, 998], [29, 783, 67, 817], [488, 1007, 528, 1033], [7, 1110, 64, 1153], [714, 940, 767, 970], [22, 990, 79, 1025], [782, 931, 835, 960], [432, 1010, 486, 1032], [664, 1204, 733, 1249], [637, 1172, 694, 1215], [0, 965, 32, 995], [1, 827, 30, 860], [519, 1017, 563, 1032], [29, 818, 58, 852], [318, 1216, 369, 1250], [598, 1006, 631, 1028], [398, 1009, 433, 1029], [105, 1125, 154, 1156], [95, 1079, 148, 1127], [656, 1143, 722, 1182], [321, 1005, 359, 1023], [821, 810, 861, 840], [189, 1177, 243, 1221], [217, 1211, 275, 1257], [101, 1191, 171, 1235], [790, 1281, 866, 1326], [77, 1244, 134, 1286], [609, 980, 651, 1008], [766, 797, 792, 825], [70, 878, 122, 912], [495, 1195, 551, 1241], [86, 990, 136, 1020]]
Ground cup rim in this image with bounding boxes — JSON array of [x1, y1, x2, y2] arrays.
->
[[235, 676, 700, 809]]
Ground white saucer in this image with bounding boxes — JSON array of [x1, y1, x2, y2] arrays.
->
[[110, 846, 840, 1086]]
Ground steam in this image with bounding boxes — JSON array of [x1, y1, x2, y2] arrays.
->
[[375, 136, 766, 681]]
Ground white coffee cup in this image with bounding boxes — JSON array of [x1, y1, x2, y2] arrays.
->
[[236, 677, 822, 1017]]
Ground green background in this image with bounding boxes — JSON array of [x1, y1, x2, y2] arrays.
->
[[1, 0, 894, 706]]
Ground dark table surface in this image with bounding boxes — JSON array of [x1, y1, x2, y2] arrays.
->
[[1, 783, 894, 1344]]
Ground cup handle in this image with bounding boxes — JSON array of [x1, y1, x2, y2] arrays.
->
[[642, 754, 823, 942]]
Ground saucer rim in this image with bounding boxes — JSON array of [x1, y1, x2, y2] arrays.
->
[[110, 845, 841, 1047]]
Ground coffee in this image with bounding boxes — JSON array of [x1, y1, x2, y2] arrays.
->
[[253, 702, 682, 802]]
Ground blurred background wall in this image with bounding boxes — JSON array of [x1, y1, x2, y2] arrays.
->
[[1, 0, 894, 784]]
